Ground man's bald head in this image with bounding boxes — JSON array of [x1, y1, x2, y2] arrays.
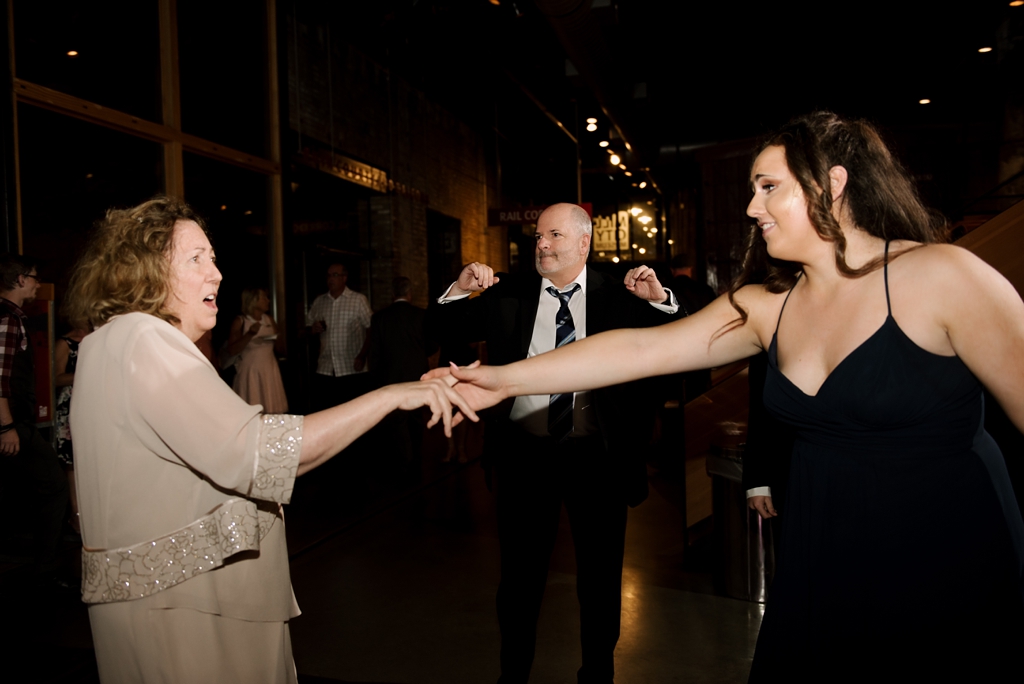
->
[[534, 203, 593, 288]]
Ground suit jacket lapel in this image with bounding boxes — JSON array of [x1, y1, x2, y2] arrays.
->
[[586, 266, 612, 335], [519, 271, 541, 359]]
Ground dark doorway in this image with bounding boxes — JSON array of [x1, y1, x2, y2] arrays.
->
[[426, 210, 461, 299]]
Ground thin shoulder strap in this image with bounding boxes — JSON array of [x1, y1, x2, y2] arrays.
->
[[883, 241, 892, 316], [775, 273, 802, 335]]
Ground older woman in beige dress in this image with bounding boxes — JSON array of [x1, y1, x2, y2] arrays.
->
[[65, 197, 474, 683]]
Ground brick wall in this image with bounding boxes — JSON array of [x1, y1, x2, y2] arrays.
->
[[288, 20, 505, 310]]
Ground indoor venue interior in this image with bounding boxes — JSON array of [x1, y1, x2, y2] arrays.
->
[[1, 1, 1023, 682]]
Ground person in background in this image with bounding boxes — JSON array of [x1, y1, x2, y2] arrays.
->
[[0, 253, 69, 590], [306, 263, 372, 411], [65, 197, 474, 683], [369, 276, 437, 480], [225, 287, 288, 413], [429, 203, 679, 684], [54, 326, 89, 534]]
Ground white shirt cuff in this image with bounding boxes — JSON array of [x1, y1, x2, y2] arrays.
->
[[746, 486, 772, 499], [438, 281, 471, 304], [649, 288, 679, 314]]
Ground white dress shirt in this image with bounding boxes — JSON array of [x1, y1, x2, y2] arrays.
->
[[440, 269, 679, 440], [306, 288, 372, 377]]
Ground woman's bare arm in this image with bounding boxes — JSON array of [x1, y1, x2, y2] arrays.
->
[[297, 378, 475, 475], [933, 246, 1024, 433], [438, 286, 775, 412], [224, 316, 260, 357]]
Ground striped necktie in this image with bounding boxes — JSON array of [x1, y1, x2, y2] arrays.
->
[[546, 283, 581, 442]]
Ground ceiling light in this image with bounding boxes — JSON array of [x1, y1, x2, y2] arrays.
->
[[85, 173, 93, 179], [639, 181, 647, 189], [609, 154, 621, 165], [978, 47, 993, 53], [645, 232, 653, 238], [919, 98, 931, 104], [650, 227, 657, 233], [220, 205, 227, 210], [625, 143, 632, 151], [586, 124, 597, 132], [647, 200, 653, 205], [586, 117, 597, 124], [599, 141, 609, 148], [624, 171, 632, 176], [639, 216, 652, 224], [631, 243, 638, 249], [638, 248, 646, 254], [630, 207, 642, 216], [67, 50, 78, 57], [489, 0, 500, 5], [244, 210, 253, 215], [612, 256, 620, 263], [598, 252, 605, 257], [668, 239, 674, 245], [618, 164, 626, 170], [1011, 1, 1023, 6]]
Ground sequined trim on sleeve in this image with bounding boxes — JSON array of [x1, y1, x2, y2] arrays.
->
[[249, 414, 302, 504], [81, 498, 279, 604]]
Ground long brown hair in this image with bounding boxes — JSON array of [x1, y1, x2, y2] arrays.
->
[[726, 112, 945, 327], [64, 196, 208, 330]]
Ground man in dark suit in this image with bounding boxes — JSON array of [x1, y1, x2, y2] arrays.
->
[[430, 203, 679, 684], [369, 276, 437, 480]]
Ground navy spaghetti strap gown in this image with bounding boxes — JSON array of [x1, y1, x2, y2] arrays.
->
[[749, 247, 1024, 682]]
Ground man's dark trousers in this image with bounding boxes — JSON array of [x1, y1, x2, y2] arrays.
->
[[495, 428, 627, 684]]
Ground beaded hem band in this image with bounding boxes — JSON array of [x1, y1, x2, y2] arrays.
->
[[250, 414, 303, 503], [81, 498, 277, 604]]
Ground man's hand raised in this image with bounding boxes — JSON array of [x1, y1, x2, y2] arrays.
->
[[452, 262, 500, 297], [624, 265, 667, 303]]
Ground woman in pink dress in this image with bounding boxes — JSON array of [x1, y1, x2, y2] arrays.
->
[[225, 287, 288, 412]]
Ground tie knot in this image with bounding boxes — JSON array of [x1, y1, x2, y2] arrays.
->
[[546, 283, 580, 304]]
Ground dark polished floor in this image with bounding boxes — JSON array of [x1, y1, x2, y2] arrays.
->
[[0, 419, 761, 683]]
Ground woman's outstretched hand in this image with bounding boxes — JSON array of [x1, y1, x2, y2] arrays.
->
[[387, 376, 480, 438], [421, 361, 510, 419]]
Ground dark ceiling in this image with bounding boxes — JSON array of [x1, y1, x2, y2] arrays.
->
[[320, 0, 1024, 215]]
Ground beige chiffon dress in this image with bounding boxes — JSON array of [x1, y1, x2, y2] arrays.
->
[[72, 313, 303, 683], [233, 314, 289, 413]]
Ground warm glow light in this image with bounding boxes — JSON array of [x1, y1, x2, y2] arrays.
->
[[612, 256, 620, 263], [85, 173, 93, 179], [630, 207, 642, 216], [586, 117, 597, 124], [220, 205, 227, 210], [651, 227, 657, 233], [624, 171, 632, 176], [67, 50, 78, 57], [638, 216, 652, 224], [631, 243, 638, 249], [639, 181, 647, 189], [668, 239, 674, 245], [244, 210, 253, 215], [599, 141, 609, 148], [618, 164, 626, 170], [598, 252, 605, 257], [919, 98, 931, 104], [1011, 1, 1023, 6], [609, 154, 621, 165], [978, 47, 993, 53], [586, 123, 598, 132], [489, 0, 500, 5], [625, 143, 632, 151], [638, 247, 646, 254]]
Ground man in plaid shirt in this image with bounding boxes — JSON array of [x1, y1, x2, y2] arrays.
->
[[306, 262, 372, 410], [0, 254, 68, 588]]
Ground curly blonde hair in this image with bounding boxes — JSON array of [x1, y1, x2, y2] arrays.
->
[[64, 196, 208, 330]]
